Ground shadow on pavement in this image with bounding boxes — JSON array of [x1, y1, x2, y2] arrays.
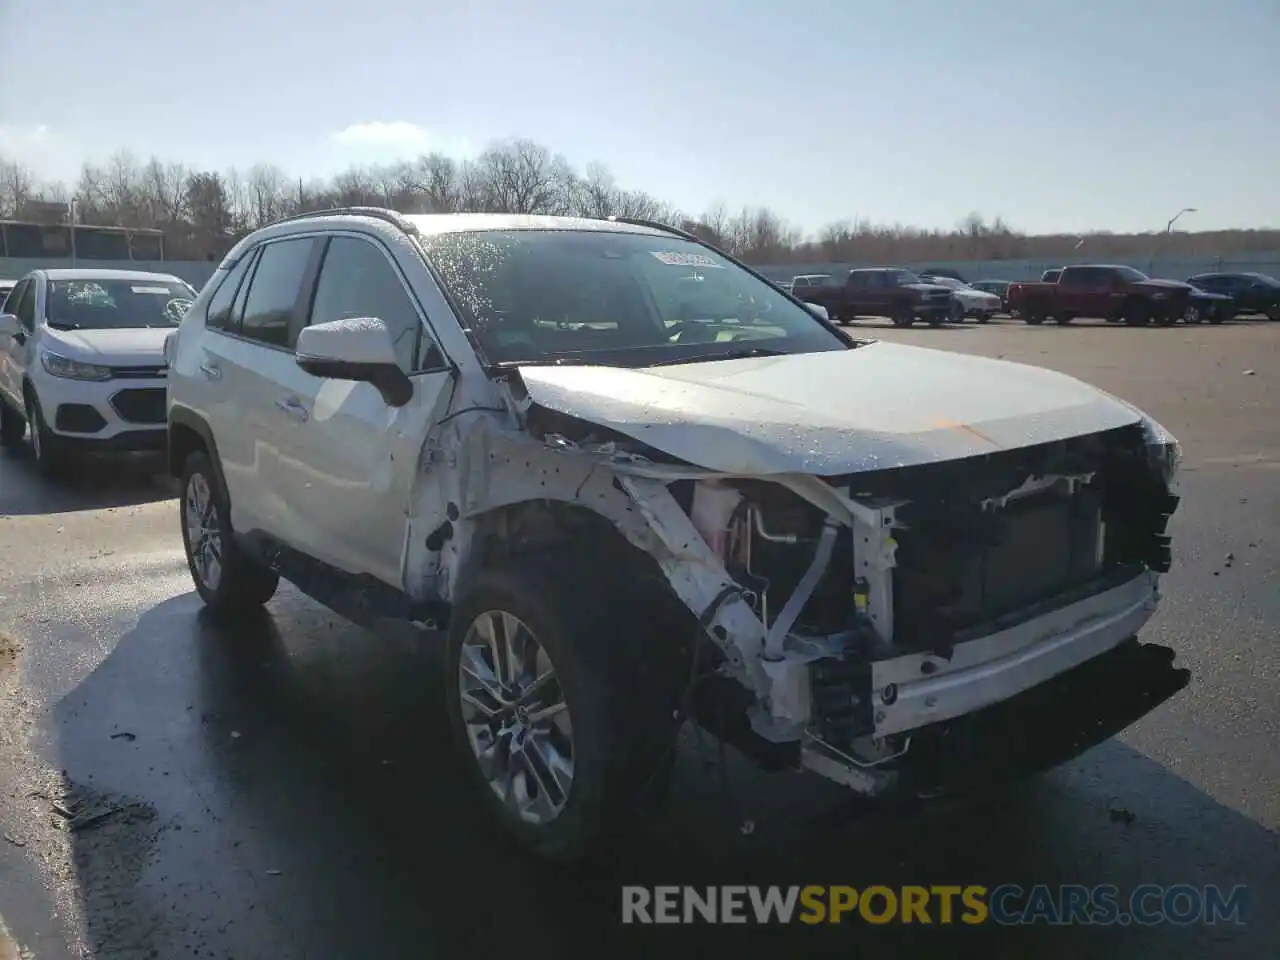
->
[[43, 593, 1276, 959], [0, 446, 175, 517]]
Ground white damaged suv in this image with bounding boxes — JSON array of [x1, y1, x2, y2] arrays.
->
[[165, 208, 1189, 860]]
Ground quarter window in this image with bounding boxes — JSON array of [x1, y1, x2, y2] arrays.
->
[[206, 250, 258, 332]]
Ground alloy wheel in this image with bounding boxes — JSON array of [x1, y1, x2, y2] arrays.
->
[[458, 610, 575, 825], [184, 472, 223, 591]]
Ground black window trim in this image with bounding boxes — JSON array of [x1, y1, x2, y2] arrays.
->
[[301, 229, 453, 376]]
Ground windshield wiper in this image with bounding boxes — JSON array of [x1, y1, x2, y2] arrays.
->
[[645, 346, 788, 367], [46, 321, 79, 330]]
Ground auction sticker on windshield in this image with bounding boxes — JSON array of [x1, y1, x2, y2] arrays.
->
[[651, 251, 723, 268], [132, 285, 176, 295]]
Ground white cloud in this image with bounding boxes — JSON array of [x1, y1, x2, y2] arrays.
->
[[329, 121, 473, 158]]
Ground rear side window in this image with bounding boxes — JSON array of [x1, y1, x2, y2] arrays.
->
[[206, 252, 257, 332], [239, 239, 317, 349]]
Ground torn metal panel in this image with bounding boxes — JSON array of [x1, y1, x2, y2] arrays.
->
[[515, 343, 1144, 476]]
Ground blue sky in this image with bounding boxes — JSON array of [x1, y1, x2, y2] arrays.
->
[[1, 0, 1276, 236]]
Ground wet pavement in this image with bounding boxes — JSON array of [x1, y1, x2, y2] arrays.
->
[[1, 319, 1277, 959]]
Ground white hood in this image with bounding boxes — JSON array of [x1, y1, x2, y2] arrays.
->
[[517, 342, 1143, 475], [40, 326, 172, 367]]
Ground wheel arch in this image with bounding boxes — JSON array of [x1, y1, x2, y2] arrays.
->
[[168, 405, 227, 493], [454, 498, 701, 644]]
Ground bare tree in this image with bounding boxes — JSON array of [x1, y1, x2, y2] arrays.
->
[[0, 157, 37, 217], [245, 162, 289, 227], [477, 138, 573, 214]]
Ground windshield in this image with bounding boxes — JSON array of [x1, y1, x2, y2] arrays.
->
[[1247, 273, 1280, 288], [1113, 266, 1150, 283], [886, 269, 922, 286], [927, 276, 966, 290], [45, 278, 196, 330], [420, 230, 851, 366]]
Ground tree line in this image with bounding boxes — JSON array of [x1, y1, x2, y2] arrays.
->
[[2, 138, 1277, 264]]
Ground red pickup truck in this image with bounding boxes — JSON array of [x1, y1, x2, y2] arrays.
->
[[1007, 264, 1195, 326], [792, 267, 955, 327]]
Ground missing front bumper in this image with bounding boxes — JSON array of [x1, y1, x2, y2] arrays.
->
[[800, 637, 1189, 798]]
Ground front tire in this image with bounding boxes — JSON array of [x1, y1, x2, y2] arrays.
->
[[445, 559, 681, 861], [25, 394, 67, 477], [948, 300, 965, 324], [180, 451, 279, 617]]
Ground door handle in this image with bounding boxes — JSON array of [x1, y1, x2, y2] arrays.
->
[[199, 361, 222, 380], [275, 396, 310, 422]]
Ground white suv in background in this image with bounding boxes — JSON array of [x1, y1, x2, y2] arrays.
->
[[0, 268, 195, 474], [166, 207, 1187, 862]]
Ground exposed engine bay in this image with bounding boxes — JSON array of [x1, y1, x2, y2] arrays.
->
[[411, 356, 1188, 800], [645, 422, 1182, 793]]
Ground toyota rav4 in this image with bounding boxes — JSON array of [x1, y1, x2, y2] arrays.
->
[[165, 208, 1190, 860]]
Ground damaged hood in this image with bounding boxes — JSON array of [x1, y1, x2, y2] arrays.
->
[[517, 343, 1144, 475]]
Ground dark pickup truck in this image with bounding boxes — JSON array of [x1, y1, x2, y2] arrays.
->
[[792, 267, 954, 327], [1007, 264, 1195, 326]]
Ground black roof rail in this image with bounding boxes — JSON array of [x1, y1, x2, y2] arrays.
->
[[270, 206, 419, 234], [606, 216, 701, 243]]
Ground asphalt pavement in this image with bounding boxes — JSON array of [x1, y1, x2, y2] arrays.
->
[[1, 317, 1277, 959]]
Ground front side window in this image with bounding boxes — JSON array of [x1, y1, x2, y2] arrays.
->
[[238, 239, 316, 349], [43, 278, 195, 331], [886, 269, 921, 287], [2, 280, 27, 316], [308, 236, 436, 372], [420, 230, 849, 367], [14, 283, 36, 330]]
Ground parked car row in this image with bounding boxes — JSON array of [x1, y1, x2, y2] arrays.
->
[[0, 210, 1191, 862], [778, 264, 1280, 328], [1005, 265, 1269, 326]]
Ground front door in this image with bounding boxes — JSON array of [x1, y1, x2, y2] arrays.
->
[[273, 233, 454, 589]]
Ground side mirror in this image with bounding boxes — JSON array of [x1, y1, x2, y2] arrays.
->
[[0, 313, 18, 337], [805, 302, 829, 321], [295, 317, 413, 407]]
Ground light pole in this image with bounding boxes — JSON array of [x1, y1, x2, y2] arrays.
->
[[1165, 207, 1197, 234]]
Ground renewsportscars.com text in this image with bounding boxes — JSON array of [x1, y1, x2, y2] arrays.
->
[[621, 884, 1249, 926]]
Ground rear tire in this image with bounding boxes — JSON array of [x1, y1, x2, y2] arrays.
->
[[0, 401, 24, 449], [180, 451, 279, 617], [948, 300, 965, 324], [1054, 313, 1074, 325], [891, 304, 914, 327], [445, 557, 682, 861], [1023, 301, 1047, 325]]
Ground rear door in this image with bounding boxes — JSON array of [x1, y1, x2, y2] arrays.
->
[[196, 237, 322, 537], [1057, 266, 1112, 317], [271, 232, 454, 587]]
